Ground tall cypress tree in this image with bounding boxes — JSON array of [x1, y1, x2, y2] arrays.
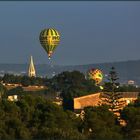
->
[[101, 67, 125, 116]]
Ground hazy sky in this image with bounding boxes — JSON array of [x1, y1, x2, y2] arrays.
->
[[0, 1, 140, 65]]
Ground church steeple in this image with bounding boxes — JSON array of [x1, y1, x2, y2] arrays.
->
[[28, 56, 36, 77]]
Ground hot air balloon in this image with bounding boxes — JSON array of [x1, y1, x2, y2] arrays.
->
[[39, 28, 60, 59], [88, 68, 103, 84]]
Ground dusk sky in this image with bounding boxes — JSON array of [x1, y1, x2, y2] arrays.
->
[[0, 1, 140, 65]]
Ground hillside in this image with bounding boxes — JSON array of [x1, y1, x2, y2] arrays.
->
[[0, 59, 140, 84]]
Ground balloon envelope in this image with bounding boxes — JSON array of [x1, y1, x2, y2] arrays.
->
[[39, 28, 60, 59], [88, 68, 103, 84]]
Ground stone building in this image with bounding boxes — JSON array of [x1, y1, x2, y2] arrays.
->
[[28, 56, 36, 77], [74, 92, 139, 113]]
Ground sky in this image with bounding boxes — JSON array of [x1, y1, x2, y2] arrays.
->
[[0, 1, 140, 65]]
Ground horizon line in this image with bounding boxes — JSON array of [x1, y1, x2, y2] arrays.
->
[[0, 59, 140, 66]]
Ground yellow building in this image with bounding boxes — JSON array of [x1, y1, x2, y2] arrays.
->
[[74, 92, 139, 112], [74, 93, 100, 110]]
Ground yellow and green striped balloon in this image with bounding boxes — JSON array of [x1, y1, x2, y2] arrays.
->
[[39, 28, 60, 59], [88, 68, 103, 84]]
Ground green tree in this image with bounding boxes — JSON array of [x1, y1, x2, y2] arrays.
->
[[29, 76, 44, 86], [120, 104, 140, 140], [2, 74, 22, 84], [118, 85, 140, 92], [0, 83, 7, 99], [0, 94, 86, 139], [6, 86, 24, 96], [21, 76, 31, 86], [133, 97, 140, 107], [50, 71, 99, 110], [81, 105, 123, 140], [0, 99, 31, 140], [101, 67, 125, 113]]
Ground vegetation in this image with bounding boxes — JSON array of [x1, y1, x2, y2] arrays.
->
[[0, 95, 85, 140], [118, 85, 140, 92], [49, 71, 100, 110], [0, 69, 140, 139], [101, 67, 126, 113], [81, 105, 123, 140], [120, 98, 140, 140], [0, 83, 7, 99], [1, 93, 140, 140], [2, 74, 47, 86]]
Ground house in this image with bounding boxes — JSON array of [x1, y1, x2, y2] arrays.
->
[[7, 95, 18, 102], [74, 92, 139, 113], [74, 93, 100, 111]]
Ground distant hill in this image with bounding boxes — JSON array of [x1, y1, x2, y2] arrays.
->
[[0, 59, 140, 84]]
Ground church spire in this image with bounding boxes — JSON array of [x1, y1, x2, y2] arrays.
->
[[28, 56, 36, 77]]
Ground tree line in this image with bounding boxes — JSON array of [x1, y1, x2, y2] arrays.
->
[[0, 68, 140, 139], [1, 74, 47, 86], [0, 94, 140, 140]]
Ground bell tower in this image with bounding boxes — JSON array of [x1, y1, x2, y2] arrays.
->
[[28, 56, 36, 77]]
